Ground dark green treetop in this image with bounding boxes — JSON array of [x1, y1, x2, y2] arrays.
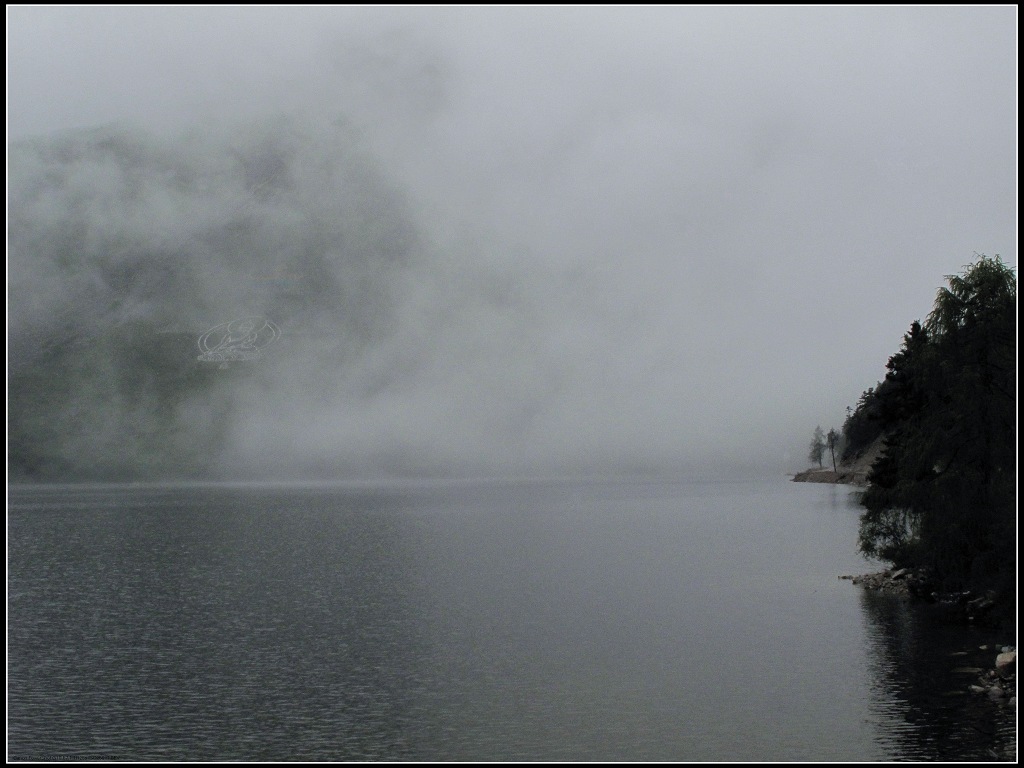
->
[[853, 255, 1016, 599]]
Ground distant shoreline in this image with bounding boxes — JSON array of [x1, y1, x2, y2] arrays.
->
[[791, 434, 886, 486], [791, 467, 867, 485]]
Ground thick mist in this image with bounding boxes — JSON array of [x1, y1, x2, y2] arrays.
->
[[7, 7, 1017, 480], [8, 117, 731, 479]]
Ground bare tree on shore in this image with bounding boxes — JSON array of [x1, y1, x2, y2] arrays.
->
[[826, 428, 840, 472]]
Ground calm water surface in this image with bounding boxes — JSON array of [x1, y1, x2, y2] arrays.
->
[[8, 478, 1016, 761]]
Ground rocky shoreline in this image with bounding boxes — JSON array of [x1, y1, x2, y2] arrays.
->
[[792, 435, 886, 486], [791, 467, 867, 485], [796, 440, 1016, 712], [841, 567, 1016, 708], [965, 647, 1017, 707]]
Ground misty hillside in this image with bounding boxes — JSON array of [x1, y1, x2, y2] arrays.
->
[[8, 119, 425, 480]]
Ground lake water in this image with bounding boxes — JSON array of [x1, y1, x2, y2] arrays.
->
[[8, 478, 1016, 761]]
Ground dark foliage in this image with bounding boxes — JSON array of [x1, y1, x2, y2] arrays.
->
[[850, 256, 1016, 602]]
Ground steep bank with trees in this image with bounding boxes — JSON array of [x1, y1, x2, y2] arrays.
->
[[791, 433, 884, 485], [801, 256, 1016, 617]]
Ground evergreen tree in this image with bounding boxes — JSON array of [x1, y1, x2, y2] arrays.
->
[[856, 255, 1016, 599], [808, 426, 825, 468], [840, 386, 883, 462]]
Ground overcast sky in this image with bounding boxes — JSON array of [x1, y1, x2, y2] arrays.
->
[[7, 6, 1018, 477]]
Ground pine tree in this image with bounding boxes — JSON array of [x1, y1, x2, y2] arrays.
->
[[856, 255, 1016, 598], [808, 426, 826, 468]]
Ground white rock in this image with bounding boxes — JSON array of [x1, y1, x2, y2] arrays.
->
[[995, 651, 1016, 677]]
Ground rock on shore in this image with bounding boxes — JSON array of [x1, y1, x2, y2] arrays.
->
[[839, 567, 928, 596], [967, 648, 1016, 706], [840, 569, 1016, 703], [839, 568, 1004, 623]]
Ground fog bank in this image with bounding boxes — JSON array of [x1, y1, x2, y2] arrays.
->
[[7, 7, 1017, 479]]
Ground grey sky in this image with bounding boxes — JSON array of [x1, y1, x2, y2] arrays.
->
[[7, 6, 1017, 476]]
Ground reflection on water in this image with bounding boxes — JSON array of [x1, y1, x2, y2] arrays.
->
[[7, 480, 1017, 761], [860, 589, 1016, 761]]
